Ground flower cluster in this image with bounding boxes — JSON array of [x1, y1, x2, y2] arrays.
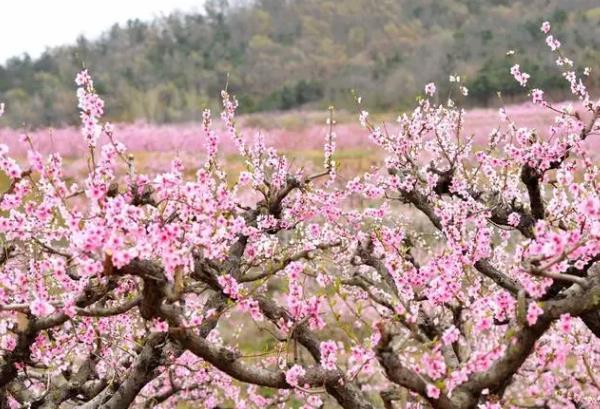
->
[[75, 69, 105, 148], [425, 82, 437, 96], [510, 64, 530, 87]]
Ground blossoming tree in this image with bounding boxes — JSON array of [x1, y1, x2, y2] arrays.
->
[[0, 21, 599, 409]]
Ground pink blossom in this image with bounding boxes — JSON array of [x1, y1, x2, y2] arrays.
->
[[319, 340, 338, 370], [285, 364, 305, 387], [530, 89, 544, 105], [476, 316, 492, 332], [75, 69, 92, 86], [359, 110, 369, 127], [540, 21, 551, 34], [218, 274, 241, 299], [305, 395, 323, 408], [30, 298, 55, 318], [545, 35, 561, 51], [527, 302, 544, 326], [507, 212, 521, 227], [558, 313, 572, 333], [150, 318, 169, 332], [421, 351, 446, 380], [426, 384, 441, 399], [1, 335, 16, 351], [579, 196, 600, 217], [285, 261, 304, 281], [425, 82, 436, 96], [442, 326, 460, 345], [510, 64, 530, 87], [239, 298, 264, 321]]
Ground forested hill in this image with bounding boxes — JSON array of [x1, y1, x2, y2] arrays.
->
[[1, 0, 599, 128]]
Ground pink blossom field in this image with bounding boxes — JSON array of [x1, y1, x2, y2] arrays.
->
[[0, 101, 592, 177]]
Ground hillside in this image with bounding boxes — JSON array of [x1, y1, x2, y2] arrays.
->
[[0, 0, 598, 128]]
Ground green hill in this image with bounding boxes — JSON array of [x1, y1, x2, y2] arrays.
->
[[0, 0, 598, 128]]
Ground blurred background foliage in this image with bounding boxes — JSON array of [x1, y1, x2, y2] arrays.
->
[[0, 0, 598, 128]]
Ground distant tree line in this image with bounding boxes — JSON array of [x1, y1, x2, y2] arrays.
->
[[0, 0, 598, 128]]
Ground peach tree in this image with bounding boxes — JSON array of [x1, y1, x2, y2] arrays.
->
[[0, 21, 599, 409]]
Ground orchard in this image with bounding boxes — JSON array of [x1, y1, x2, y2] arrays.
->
[[0, 21, 599, 409]]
